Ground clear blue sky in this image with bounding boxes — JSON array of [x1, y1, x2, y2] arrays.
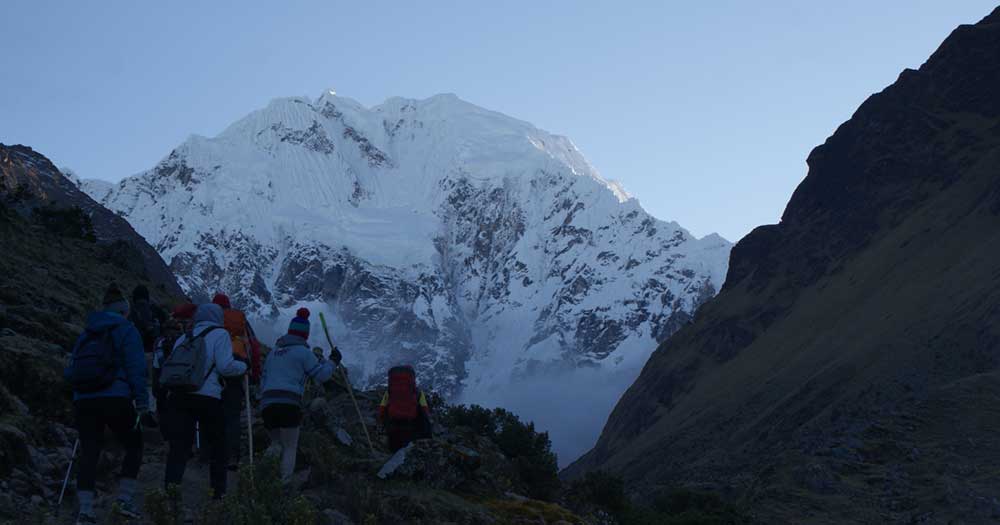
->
[[2, 1, 995, 241]]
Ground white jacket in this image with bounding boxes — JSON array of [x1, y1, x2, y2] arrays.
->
[[172, 303, 247, 399]]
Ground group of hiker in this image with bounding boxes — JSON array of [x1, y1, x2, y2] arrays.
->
[[63, 282, 433, 524]]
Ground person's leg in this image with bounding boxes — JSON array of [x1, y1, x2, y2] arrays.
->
[[220, 379, 243, 467], [164, 394, 196, 489], [193, 395, 227, 498], [106, 398, 143, 514], [263, 405, 283, 458], [278, 426, 300, 481], [74, 400, 103, 518]]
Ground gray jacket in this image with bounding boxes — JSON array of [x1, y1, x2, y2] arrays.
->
[[260, 334, 335, 408], [171, 303, 247, 399]]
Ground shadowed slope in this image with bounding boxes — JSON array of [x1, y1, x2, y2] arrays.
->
[[567, 7, 1000, 523]]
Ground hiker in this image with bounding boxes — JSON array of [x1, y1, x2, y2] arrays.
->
[[161, 303, 247, 499], [128, 284, 166, 353], [260, 308, 335, 481], [377, 365, 433, 452], [212, 293, 260, 470], [63, 283, 148, 524], [151, 303, 196, 439]]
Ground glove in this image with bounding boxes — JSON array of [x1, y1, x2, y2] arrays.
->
[[329, 346, 343, 365]]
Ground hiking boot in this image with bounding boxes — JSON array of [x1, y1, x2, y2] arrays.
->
[[75, 513, 98, 525], [116, 499, 141, 520]]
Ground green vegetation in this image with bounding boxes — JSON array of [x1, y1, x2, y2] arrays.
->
[[144, 458, 317, 525], [441, 404, 560, 501], [31, 205, 96, 242], [568, 471, 752, 525]]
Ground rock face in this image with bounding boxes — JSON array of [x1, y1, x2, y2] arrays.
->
[[0, 144, 182, 296], [565, 7, 1000, 523], [88, 92, 731, 459]]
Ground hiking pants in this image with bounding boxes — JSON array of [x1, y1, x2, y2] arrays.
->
[[221, 377, 244, 464], [262, 403, 302, 481], [74, 397, 143, 491], [164, 393, 227, 498]]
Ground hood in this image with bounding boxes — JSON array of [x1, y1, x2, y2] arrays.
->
[[193, 303, 224, 326], [276, 334, 308, 349], [85, 310, 129, 333]]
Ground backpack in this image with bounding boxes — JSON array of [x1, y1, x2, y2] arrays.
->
[[129, 300, 161, 353], [223, 309, 248, 359], [159, 326, 222, 392], [387, 366, 419, 421], [69, 328, 120, 393]]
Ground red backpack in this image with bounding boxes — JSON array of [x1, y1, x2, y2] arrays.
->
[[387, 366, 419, 421]]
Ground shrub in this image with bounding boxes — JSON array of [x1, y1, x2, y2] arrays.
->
[[567, 470, 629, 515], [441, 404, 560, 501], [31, 205, 96, 241], [144, 457, 317, 525]]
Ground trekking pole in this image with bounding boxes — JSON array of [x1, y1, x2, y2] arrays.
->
[[57, 438, 79, 508], [319, 312, 375, 454], [196, 422, 201, 450], [243, 374, 255, 485]]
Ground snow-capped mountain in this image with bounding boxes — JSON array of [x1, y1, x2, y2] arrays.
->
[[89, 91, 731, 460]]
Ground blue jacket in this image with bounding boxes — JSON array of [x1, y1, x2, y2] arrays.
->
[[65, 310, 149, 409], [260, 334, 334, 409]]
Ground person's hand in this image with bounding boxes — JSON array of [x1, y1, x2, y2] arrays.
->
[[329, 346, 343, 365], [134, 406, 156, 429]]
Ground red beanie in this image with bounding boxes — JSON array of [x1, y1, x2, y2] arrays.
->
[[212, 293, 231, 309], [172, 303, 197, 319]]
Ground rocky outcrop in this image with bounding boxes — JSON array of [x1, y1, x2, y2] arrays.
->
[[567, 7, 1000, 524]]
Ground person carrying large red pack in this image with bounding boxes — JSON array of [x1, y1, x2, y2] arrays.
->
[[377, 365, 432, 451]]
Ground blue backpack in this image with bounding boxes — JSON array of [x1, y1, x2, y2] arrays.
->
[[69, 328, 120, 393]]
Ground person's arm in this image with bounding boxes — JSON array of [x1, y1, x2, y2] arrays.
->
[[418, 391, 431, 417], [119, 324, 150, 410], [302, 348, 335, 384], [212, 329, 247, 377], [377, 392, 389, 425]]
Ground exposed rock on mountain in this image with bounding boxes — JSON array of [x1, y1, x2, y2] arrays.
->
[[87, 92, 731, 460], [566, 8, 1000, 524], [0, 144, 182, 296]]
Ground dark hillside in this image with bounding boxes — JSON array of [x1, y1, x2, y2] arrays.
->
[[566, 7, 1000, 524], [0, 144, 181, 296]]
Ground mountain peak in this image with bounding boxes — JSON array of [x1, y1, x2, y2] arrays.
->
[[94, 94, 732, 462]]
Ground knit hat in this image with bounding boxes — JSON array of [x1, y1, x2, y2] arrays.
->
[[171, 302, 197, 319], [288, 308, 310, 339], [212, 293, 231, 309], [102, 283, 129, 315]]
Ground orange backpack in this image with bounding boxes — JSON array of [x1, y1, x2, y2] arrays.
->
[[223, 309, 249, 359]]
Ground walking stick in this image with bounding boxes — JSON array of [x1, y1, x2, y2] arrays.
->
[[319, 312, 375, 454], [57, 438, 79, 508], [244, 374, 254, 481]]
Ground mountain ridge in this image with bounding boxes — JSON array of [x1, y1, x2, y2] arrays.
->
[[565, 7, 1000, 522]]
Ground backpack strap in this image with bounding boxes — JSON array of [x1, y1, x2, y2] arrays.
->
[[195, 326, 224, 383]]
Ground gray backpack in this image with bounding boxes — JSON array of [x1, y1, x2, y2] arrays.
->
[[160, 326, 222, 392]]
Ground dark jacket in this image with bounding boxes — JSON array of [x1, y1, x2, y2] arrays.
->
[[64, 310, 149, 409]]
